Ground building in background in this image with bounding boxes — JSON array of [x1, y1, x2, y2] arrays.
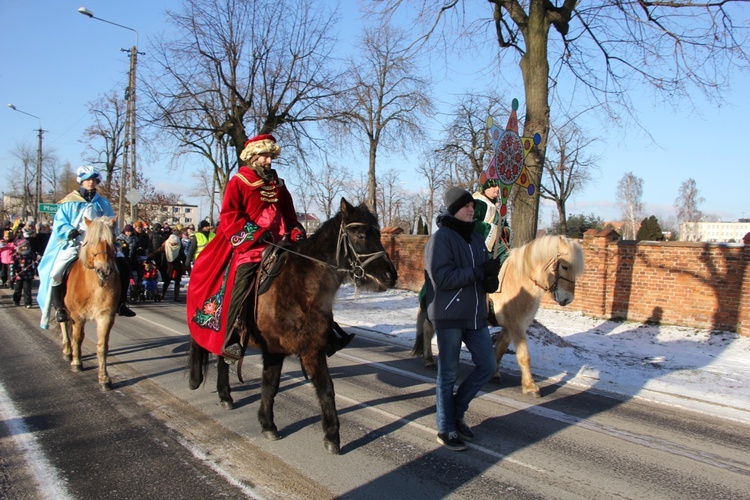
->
[[297, 212, 320, 234], [679, 220, 750, 243], [138, 201, 199, 227]]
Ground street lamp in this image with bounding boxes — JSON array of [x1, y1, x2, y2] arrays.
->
[[7, 104, 44, 222], [78, 7, 142, 227]]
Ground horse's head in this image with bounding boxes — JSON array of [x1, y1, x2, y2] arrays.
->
[[336, 198, 398, 291], [549, 236, 585, 306], [80, 216, 118, 286]]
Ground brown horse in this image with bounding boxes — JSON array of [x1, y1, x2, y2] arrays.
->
[[188, 199, 397, 454], [413, 235, 585, 397], [60, 216, 121, 391]]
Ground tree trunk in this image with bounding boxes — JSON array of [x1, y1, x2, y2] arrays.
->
[[514, 0, 551, 246], [368, 139, 378, 220]]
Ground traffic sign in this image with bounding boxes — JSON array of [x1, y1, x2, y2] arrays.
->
[[39, 203, 59, 214]]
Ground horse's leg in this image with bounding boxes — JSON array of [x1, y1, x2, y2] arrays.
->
[[96, 315, 115, 391], [70, 319, 85, 373], [300, 350, 340, 455], [216, 356, 234, 410], [258, 351, 284, 441], [513, 330, 540, 397], [60, 322, 72, 361], [493, 328, 512, 383], [187, 338, 208, 390], [423, 318, 436, 369]]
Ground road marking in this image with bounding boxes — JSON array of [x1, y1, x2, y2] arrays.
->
[[0, 381, 73, 499]]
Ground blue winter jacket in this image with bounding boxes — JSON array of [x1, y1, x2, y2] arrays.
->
[[424, 210, 491, 330]]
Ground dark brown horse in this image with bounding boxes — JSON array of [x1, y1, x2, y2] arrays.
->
[[188, 199, 397, 454], [60, 216, 121, 391]]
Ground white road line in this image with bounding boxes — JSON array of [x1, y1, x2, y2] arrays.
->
[[0, 381, 73, 499]]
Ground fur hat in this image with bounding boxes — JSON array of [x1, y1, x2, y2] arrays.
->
[[76, 165, 102, 184], [444, 187, 474, 216], [239, 134, 281, 162]]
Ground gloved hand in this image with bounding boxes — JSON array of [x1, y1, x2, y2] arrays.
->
[[290, 225, 307, 242], [68, 228, 81, 240], [482, 273, 500, 293], [482, 257, 501, 278]]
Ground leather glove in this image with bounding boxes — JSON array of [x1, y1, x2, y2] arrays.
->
[[68, 228, 81, 240], [482, 257, 501, 278], [482, 274, 500, 293]]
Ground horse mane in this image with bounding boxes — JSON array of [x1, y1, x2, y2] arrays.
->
[[506, 235, 585, 278], [297, 200, 379, 257], [79, 216, 115, 262]]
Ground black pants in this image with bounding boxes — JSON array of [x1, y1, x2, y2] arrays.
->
[[224, 263, 259, 347], [13, 279, 32, 305], [115, 256, 130, 306]]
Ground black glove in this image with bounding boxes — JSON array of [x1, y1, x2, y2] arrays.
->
[[68, 228, 81, 240], [483, 274, 500, 293], [482, 257, 501, 278]]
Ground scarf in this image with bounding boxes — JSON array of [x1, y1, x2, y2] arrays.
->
[[165, 235, 181, 263]]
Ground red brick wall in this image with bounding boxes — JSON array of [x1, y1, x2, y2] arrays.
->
[[381, 230, 750, 336]]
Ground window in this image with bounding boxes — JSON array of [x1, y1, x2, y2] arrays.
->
[[185, 208, 192, 213]]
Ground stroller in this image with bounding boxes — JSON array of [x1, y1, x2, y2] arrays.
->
[[130, 258, 162, 302]]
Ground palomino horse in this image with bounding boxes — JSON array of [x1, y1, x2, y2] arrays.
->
[[413, 235, 585, 397], [60, 216, 121, 391], [188, 199, 397, 454]]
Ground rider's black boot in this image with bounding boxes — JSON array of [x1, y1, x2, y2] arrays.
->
[[326, 322, 355, 357], [51, 284, 69, 323]]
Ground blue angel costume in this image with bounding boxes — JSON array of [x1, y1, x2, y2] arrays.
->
[[37, 189, 115, 328]]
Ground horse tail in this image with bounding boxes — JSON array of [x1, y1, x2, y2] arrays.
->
[[412, 306, 427, 357]]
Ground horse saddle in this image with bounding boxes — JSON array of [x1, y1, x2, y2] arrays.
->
[[257, 244, 289, 295]]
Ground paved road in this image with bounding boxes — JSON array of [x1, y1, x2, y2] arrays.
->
[[1, 285, 749, 499]]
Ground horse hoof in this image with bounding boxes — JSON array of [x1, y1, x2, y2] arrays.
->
[[523, 388, 541, 398], [100, 381, 112, 392], [424, 360, 436, 370], [63, 353, 72, 362], [70, 364, 83, 373], [262, 430, 281, 441], [188, 379, 202, 390], [220, 400, 234, 410], [324, 439, 340, 455]]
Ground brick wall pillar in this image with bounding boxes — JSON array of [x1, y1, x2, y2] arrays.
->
[[739, 233, 750, 336], [579, 229, 620, 318]]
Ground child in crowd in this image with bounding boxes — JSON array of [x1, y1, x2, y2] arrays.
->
[[12, 238, 38, 308], [0, 231, 16, 288], [141, 260, 160, 300]]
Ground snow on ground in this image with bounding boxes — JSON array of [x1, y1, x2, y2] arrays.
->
[[332, 284, 750, 424]]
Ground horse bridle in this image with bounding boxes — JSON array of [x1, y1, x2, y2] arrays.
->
[[81, 240, 116, 285], [530, 252, 576, 293], [264, 221, 389, 285]]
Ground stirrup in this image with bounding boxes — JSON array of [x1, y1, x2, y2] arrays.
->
[[55, 308, 70, 323], [222, 343, 242, 363]]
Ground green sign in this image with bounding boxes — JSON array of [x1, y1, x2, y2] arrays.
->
[[39, 203, 59, 214]]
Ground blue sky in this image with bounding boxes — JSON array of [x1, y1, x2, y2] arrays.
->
[[1, 0, 748, 225]]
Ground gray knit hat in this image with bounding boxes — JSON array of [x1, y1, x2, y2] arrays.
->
[[444, 187, 474, 216]]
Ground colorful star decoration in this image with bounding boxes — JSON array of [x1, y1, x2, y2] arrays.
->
[[485, 98, 541, 218]]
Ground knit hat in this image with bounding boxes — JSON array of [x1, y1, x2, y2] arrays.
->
[[479, 171, 499, 191], [444, 187, 474, 216], [239, 134, 281, 162], [123, 224, 134, 232], [76, 165, 102, 184], [199, 220, 211, 230]]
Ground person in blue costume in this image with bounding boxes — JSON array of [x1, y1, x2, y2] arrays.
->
[[36, 166, 136, 329]]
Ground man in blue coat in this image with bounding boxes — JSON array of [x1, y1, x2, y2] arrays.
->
[[37, 166, 135, 329]]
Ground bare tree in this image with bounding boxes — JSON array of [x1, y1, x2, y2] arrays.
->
[[142, 0, 343, 197], [297, 159, 351, 220], [330, 24, 433, 219], [80, 91, 127, 195], [376, 169, 407, 227], [437, 91, 509, 190], [675, 178, 704, 227], [539, 123, 600, 236], [616, 172, 644, 240], [370, 0, 749, 244], [416, 147, 449, 234]]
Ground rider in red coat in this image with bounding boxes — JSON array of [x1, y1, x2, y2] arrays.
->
[[186, 134, 303, 359]]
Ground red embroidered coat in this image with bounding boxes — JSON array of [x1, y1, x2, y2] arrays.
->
[[186, 166, 298, 354]]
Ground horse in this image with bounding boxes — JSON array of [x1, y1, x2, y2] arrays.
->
[[188, 198, 398, 454], [59, 216, 121, 391], [413, 234, 585, 397]]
